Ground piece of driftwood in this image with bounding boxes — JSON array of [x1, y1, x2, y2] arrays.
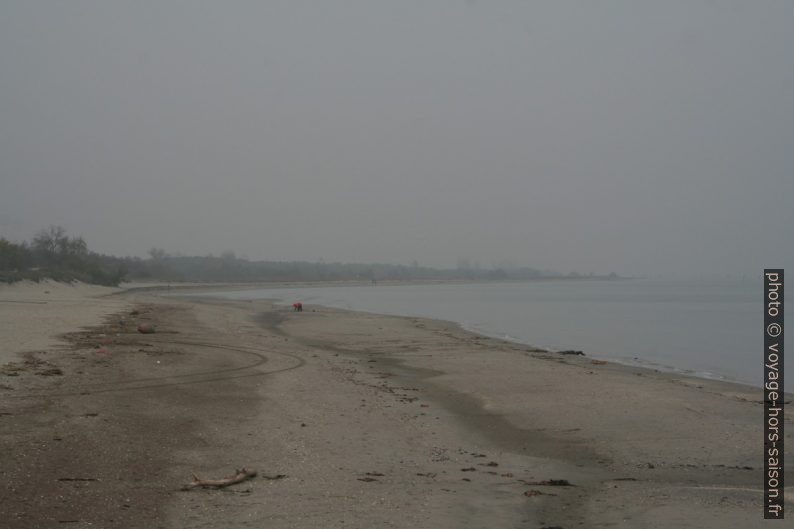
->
[[181, 468, 257, 491], [520, 479, 575, 487]]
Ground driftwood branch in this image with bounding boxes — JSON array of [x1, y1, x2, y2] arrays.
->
[[181, 468, 257, 491]]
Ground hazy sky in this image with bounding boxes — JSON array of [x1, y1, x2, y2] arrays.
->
[[1, 1, 792, 277]]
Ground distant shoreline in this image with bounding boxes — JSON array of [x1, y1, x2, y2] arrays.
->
[[120, 274, 630, 294]]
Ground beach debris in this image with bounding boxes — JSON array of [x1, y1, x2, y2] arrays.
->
[[479, 461, 499, 467], [524, 489, 556, 497], [130, 310, 140, 315], [357, 472, 383, 482], [181, 468, 257, 491], [58, 477, 99, 482], [558, 350, 584, 356], [430, 447, 450, 462], [2, 357, 64, 376], [520, 479, 575, 487], [501, 473, 514, 478], [591, 360, 607, 365], [416, 472, 437, 478], [137, 323, 156, 334], [262, 473, 287, 480], [461, 467, 477, 472], [462, 478, 471, 482]]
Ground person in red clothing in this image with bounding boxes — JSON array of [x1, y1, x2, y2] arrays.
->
[[292, 302, 303, 312]]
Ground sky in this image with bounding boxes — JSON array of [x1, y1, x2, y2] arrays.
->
[[1, 1, 792, 278]]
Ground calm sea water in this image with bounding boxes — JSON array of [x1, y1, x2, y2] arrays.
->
[[201, 279, 787, 390]]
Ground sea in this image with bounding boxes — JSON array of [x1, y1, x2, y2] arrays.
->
[[201, 279, 788, 391]]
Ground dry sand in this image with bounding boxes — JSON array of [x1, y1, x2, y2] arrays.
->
[[0, 283, 791, 528], [0, 280, 128, 365]]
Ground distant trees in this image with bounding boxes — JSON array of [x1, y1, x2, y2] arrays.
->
[[32, 225, 88, 267], [148, 247, 167, 261], [0, 225, 125, 286], [146, 247, 170, 278], [1, 226, 611, 286], [113, 254, 554, 284], [0, 238, 33, 272]]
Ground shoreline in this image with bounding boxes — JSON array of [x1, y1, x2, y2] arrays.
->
[[243, 297, 789, 527], [181, 285, 769, 392], [455, 321, 763, 390], [1, 284, 791, 528]]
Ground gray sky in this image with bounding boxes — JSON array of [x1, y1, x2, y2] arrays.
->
[[1, 1, 792, 277]]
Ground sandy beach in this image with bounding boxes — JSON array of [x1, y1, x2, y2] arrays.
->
[[1, 282, 791, 528]]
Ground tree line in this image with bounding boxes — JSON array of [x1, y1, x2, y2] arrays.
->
[[0, 226, 126, 286], [1, 225, 585, 286]]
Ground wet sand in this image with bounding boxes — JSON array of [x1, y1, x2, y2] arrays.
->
[[1, 285, 791, 528]]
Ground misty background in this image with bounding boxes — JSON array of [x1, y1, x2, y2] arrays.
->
[[1, 1, 792, 278]]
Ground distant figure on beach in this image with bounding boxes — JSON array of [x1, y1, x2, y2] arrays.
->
[[292, 302, 303, 312]]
